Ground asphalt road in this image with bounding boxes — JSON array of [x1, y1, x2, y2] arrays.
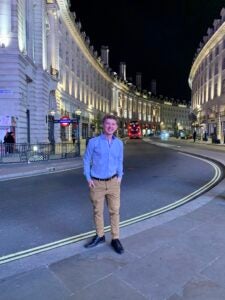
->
[[152, 136, 225, 154], [0, 139, 215, 257]]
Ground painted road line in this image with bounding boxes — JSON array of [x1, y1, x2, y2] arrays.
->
[[0, 153, 222, 265], [0, 230, 96, 265], [119, 153, 221, 227], [147, 140, 181, 149]]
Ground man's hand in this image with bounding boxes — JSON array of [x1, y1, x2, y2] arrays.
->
[[88, 179, 95, 188]]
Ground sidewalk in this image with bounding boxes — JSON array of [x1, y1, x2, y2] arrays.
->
[[169, 136, 225, 147], [0, 143, 225, 299], [0, 157, 83, 181]]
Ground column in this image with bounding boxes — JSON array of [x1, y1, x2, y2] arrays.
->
[[47, 3, 59, 74], [17, 0, 26, 52], [217, 112, 222, 142]]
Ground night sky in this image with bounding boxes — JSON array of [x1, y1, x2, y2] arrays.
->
[[70, 0, 225, 102]]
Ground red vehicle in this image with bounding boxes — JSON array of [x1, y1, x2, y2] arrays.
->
[[128, 120, 142, 139]]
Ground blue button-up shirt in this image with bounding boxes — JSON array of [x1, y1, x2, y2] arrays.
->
[[83, 134, 124, 181]]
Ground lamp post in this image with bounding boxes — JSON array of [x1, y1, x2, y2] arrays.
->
[[48, 109, 55, 154], [173, 118, 178, 138], [75, 108, 82, 156]]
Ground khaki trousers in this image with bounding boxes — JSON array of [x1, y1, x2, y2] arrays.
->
[[90, 177, 120, 239]]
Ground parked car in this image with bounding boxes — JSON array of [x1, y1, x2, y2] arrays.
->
[[160, 130, 169, 140], [179, 130, 186, 139]]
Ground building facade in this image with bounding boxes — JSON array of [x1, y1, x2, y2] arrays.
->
[[1, 0, 190, 145], [189, 7, 225, 143], [160, 100, 191, 134], [0, 0, 163, 144]]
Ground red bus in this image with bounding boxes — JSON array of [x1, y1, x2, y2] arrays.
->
[[128, 120, 142, 139]]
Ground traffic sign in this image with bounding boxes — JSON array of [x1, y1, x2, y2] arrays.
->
[[60, 116, 70, 127], [53, 117, 78, 125]]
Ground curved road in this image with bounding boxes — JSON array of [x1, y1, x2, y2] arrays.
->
[[0, 140, 218, 259]]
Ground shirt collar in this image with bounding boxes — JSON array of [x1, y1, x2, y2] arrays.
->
[[100, 133, 116, 140]]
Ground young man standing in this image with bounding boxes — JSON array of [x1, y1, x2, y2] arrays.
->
[[83, 114, 124, 254]]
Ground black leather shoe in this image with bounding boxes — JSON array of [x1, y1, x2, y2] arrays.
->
[[85, 235, 105, 248], [111, 239, 124, 254]]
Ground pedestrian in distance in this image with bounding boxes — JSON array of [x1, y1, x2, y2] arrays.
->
[[83, 114, 124, 254], [71, 132, 75, 144], [203, 131, 208, 142], [193, 130, 197, 143], [3, 131, 15, 153]]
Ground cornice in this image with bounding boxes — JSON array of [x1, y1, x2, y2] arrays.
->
[[46, 2, 60, 11], [113, 80, 129, 93], [56, 0, 112, 83], [189, 22, 225, 89]]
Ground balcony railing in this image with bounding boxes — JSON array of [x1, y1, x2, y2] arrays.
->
[[0, 142, 80, 163]]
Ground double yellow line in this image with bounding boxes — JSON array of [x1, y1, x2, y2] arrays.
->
[[0, 153, 222, 265]]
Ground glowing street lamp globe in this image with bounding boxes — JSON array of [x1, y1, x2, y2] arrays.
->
[[75, 108, 81, 116]]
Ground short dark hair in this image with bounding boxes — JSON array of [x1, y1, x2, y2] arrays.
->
[[102, 114, 118, 124]]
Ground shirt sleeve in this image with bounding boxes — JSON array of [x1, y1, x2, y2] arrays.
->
[[117, 140, 124, 178], [83, 138, 94, 181]]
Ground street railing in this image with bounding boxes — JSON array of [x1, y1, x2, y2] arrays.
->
[[0, 142, 80, 163]]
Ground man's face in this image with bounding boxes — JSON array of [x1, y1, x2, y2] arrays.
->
[[103, 118, 118, 135]]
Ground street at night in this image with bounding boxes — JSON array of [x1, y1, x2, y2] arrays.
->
[[0, 140, 219, 258], [0, 139, 225, 299], [1, 0, 225, 298]]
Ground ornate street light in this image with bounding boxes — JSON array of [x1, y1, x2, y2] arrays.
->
[[49, 109, 55, 116], [48, 109, 56, 153], [75, 108, 82, 116], [75, 108, 82, 156]]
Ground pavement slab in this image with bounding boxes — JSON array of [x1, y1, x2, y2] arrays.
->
[[72, 274, 148, 300], [201, 254, 225, 287], [123, 214, 204, 259], [50, 245, 136, 294], [0, 267, 73, 300], [114, 239, 208, 299], [184, 198, 225, 223], [168, 275, 225, 300]]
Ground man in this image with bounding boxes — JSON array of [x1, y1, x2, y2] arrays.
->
[[193, 130, 197, 143], [4, 132, 15, 153], [83, 114, 124, 254]]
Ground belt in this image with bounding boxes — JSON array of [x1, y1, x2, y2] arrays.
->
[[91, 174, 117, 181]]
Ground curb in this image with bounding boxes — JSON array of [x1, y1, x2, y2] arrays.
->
[[0, 162, 83, 181]]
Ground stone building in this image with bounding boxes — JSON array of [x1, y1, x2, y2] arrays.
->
[[189, 7, 225, 143], [0, 0, 163, 144], [160, 99, 191, 134]]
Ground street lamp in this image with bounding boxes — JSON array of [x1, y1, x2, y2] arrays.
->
[[49, 109, 55, 116], [48, 109, 55, 154], [75, 108, 82, 156]]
